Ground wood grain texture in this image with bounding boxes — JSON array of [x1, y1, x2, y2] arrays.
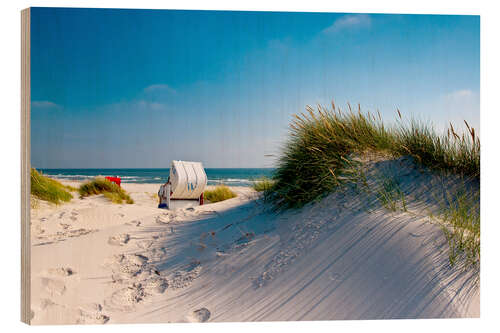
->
[[21, 7, 31, 325]]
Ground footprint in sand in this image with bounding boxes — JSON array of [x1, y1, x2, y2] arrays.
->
[[155, 215, 171, 224], [169, 261, 202, 289], [108, 234, 131, 246], [136, 240, 153, 250], [77, 303, 110, 324], [40, 277, 66, 296], [109, 276, 168, 307], [187, 308, 211, 322], [150, 247, 167, 261], [110, 254, 149, 280], [108, 283, 147, 312], [126, 220, 141, 227], [144, 277, 169, 294], [35, 225, 45, 235], [105, 252, 169, 312], [36, 299, 105, 325], [78, 311, 109, 324], [235, 232, 255, 248], [39, 298, 57, 310], [46, 267, 75, 277], [37, 228, 93, 242]]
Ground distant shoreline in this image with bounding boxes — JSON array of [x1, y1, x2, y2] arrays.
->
[[38, 168, 275, 187]]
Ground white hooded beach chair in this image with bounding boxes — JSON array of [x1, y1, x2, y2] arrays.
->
[[158, 160, 208, 209]]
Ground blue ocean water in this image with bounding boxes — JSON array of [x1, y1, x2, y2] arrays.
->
[[39, 168, 275, 187]]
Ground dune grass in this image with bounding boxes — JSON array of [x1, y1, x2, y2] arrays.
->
[[252, 177, 275, 192], [31, 168, 74, 204], [79, 177, 134, 204], [374, 175, 408, 213], [268, 103, 479, 210], [439, 190, 480, 267], [396, 119, 479, 178], [30, 195, 40, 209], [204, 185, 237, 203], [268, 102, 480, 268]]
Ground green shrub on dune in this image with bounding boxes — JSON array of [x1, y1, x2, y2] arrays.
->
[[79, 177, 134, 204], [269, 103, 480, 268], [396, 119, 479, 178], [204, 185, 237, 203], [252, 177, 275, 193], [269, 103, 480, 210], [31, 168, 74, 204], [439, 190, 480, 267]]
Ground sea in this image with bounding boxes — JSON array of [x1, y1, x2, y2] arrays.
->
[[39, 168, 275, 187]]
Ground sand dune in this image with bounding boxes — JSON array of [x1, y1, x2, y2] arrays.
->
[[30, 161, 479, 324]]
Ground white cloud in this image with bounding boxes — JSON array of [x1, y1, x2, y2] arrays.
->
[[31, 100, 59, 108], [323, 14, 372, 34], [143, 84, 176, 94], [136, 100, 166, 111], [444, 89, 475, 100]]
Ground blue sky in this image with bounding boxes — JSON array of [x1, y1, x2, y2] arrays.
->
[[30, 8, 479, 168]]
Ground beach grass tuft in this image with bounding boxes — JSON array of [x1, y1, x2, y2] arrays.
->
[[395, 119, 480, 178], [204, 185, 237, 203], [31, 168, 74, 204], [439, 189, 480, 267], [375, 176, 407, 212], [252, 177, 275, 192], [269, 103, 479, 210], [269, 102, 480, 268], [79, 177, 134, 204]]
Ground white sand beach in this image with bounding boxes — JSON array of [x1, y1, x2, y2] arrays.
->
[[30, 158, 479, 324]]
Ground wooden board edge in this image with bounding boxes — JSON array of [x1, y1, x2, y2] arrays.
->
[[21, 7, 31, 325]]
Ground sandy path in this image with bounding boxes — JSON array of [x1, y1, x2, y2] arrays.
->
[[29, 164, 479, 324]]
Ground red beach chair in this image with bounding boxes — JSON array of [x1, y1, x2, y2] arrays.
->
[[105, 176, 121, 187]]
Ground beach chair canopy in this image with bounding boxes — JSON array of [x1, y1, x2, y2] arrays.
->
[[169, 160, 207, 199]]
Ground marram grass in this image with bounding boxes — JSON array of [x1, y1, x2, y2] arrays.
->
[[268, 103, 479, 210], [79, 177, 134, 204], [267, 102, 480, 268], [252, 177, 275, 192], [439, 189, 480, 268], [31, 168, 74, 204], [204, 185, 237, 203]]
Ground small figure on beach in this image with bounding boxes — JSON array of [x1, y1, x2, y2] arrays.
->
[[158, 177, 170, 209]]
